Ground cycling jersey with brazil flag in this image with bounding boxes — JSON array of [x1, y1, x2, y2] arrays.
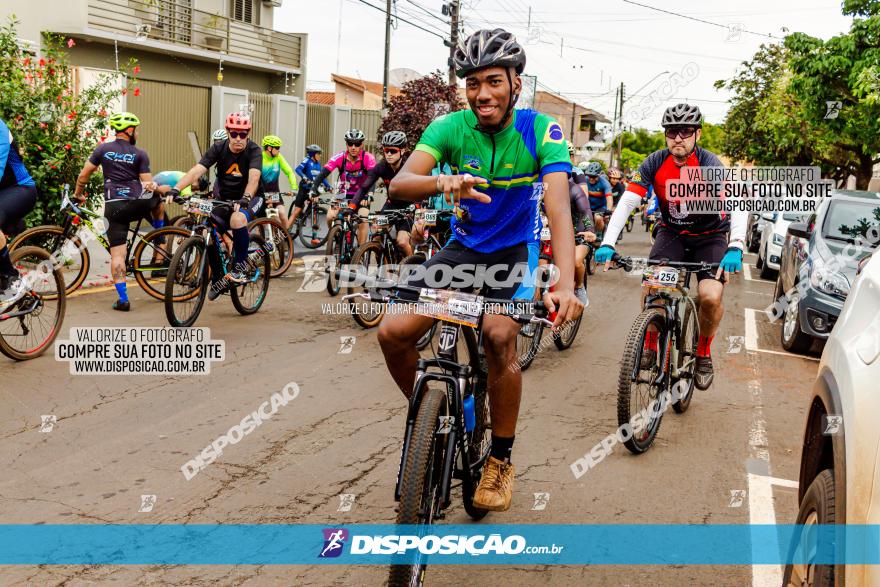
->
[[415, 108, 570, 253]]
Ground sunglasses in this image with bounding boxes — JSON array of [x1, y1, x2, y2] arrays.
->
[[228, 131, 249, 139], [346, 141, 363, 147], [665, 127, 697, 140], [383, 147, 401, 155]]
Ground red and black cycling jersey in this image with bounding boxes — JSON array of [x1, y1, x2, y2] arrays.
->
[[627, 146, 728, 235]]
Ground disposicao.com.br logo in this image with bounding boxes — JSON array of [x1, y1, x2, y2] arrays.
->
[[321, 530, 563, 557]]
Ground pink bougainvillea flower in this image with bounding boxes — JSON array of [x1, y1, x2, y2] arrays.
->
[[67, 38, 76, 48], [39, 122, 47, 129], [67, 111, 77, 120], [121, 88, 127, 96], [36, 145, 43, 151], [99, 109, 107, 117], [133, 65, 140, 75], [22, 57, 30, 66], [64, 144, 71, 150], [38, 58, 45, 67], [133, 87, 140, 97]]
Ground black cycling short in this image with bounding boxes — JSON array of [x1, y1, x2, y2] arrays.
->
[[380, 204, 412, 234], [404, 240, 538, 301], [104, 195, 163, 247], [211, 196, 264, 233], [0, 184, 38, 235], [293, 184, 311, 209], [650, 226, 729, 283]]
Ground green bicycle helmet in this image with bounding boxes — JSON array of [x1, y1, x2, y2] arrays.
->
[[109, 112, 141, 131], [262, 135, 283, 148]]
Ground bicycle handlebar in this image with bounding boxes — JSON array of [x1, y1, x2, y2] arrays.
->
[[610, 254, 721, 273]]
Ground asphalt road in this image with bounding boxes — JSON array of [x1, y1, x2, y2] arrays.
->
[[0, 224, 822, 586]]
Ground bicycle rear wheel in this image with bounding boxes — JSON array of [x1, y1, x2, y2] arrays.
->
[[164, 236, 208, 328], [625, 215, 634, 232], [11, 225, 89, 296], [388, 386, 448, 587], [132, 226, 191, 301], [672, 300, 699, 414], [0, 247, 66, 361], [586, 246, 597, 275], [617, 308, 667, 454], [515, 321, 543, 371], [248, 217, 294, 278], [230, 233, 271, 315], [298, 203, 330, 249]]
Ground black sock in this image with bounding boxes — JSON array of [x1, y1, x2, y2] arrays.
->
[[0, 246, 15, 276], [490, 435, 514, 463]]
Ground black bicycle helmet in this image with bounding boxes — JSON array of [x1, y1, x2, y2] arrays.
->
[[306, 144, 322, 154], [453, 28, 526, 78], [380, 131, 407, 148], [661, 103, 703, 128]]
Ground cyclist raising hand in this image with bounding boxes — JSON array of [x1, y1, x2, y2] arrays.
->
[[378, 28, 581, 513]]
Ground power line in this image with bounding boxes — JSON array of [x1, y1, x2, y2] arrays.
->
[[395, 5, 449, 36], [403, 0, 450, 25], [621, 0, 779, 39], [350, 0, 447, 40]]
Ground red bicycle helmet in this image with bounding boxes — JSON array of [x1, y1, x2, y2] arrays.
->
[[225, 112, 252, 131]]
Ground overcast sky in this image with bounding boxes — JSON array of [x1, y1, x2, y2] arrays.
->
[[276, 0, 853, 130]]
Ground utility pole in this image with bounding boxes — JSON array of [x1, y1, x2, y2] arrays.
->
[[447, 0, 460, 86], [527, 6, 531, 28], [609, 84, 619, 166], [569, 101, 577, 143], [382, 0, 392, 108], [616, 82, 625, 167]]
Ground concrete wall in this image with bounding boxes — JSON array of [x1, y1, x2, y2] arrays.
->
[[7, 0, 87, 49]]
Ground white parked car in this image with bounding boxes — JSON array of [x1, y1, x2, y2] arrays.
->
[[757, 212, 803, 279], [784, 249, 880, 586]]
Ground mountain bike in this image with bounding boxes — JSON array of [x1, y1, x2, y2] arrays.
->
[[325, 206, 363, 296], [0, 246, 66, 361], [289, 189, 331, 249], [250, 192, 295, 278], [164, 196, 271, 327], [343, 281, 551, 587], [346, 207, 414, 328], [404, 208, 453, 350], [11, 186, 188, 299], [516, 220, 587, 371], [625, 208, 636, 232], [609, 255, 715, 454]]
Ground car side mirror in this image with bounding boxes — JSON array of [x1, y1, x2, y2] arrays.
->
[[787, 222, 811, 239]]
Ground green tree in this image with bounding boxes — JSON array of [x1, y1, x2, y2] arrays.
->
[[0, 18, 139, 227], [378, 71, 462, 152], [620, 127, 664, 154], [699, 122, 726, 154], [618, 148, 645, 173]]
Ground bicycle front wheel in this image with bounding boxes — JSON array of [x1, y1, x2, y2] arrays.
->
[[672, 300, 699, 414], [164, 236, 208, 328], [0, 247, 66, 361], [298, 203, 330, 249], [132, 226, 191, 301], [11, 225, 89, 296], [388, 386, 448, 587], [248, 217, 294, 278], [230, 233, 271, 315], [348, 242, 388, 328], [617, 307, 667, 454], [515, 321, 543, 372], [325, 226, 343, 296]]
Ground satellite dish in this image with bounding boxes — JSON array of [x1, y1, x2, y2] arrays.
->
[[389, 68, 421, 87]]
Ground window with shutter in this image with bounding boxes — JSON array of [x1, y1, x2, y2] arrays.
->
[[231, 0, 254, 24]]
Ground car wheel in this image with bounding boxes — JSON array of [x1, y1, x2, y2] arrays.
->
[[782, 469, 836, 587], [759, 245, 776, 280], [756, 245, 764, 269], [774, 273, 784, 304], [748, 230, 760, 253], [781, 289, 814, 353]]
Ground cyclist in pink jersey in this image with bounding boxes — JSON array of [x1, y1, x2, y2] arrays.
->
[[311, 129, 377, 231]]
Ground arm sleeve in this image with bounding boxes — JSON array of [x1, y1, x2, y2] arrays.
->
[[0, 120, 10, 172], [600, 192, 643, 247], [279, 155, 297, 189], [351, 162, 384, 208], [413, 115, 450, 163], [534, 115, 571, 175], [198, 143, 221, 168], [87, 144, 103, 167], [729, 210, 748, 249], [312, 166, 331, 192], [295, 157, 308, 179]]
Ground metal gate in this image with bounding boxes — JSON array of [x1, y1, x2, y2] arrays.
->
[[250, 91, 272, 142], [127, 79, 210, 172], [306, 103, 332, 154], [351, 108, 382, 156]]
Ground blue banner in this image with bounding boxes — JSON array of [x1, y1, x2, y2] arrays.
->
[[0, 524, 877, 565]]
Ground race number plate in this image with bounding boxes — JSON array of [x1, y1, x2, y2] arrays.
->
[[642, 266, 680, 288], [372, 215, 389, 227], [265, 192, 280, 203], [540, 227, 552, 241], [188, 198, 212, 216], [415, 289, 483, 328], [420, 210, 438, 226]]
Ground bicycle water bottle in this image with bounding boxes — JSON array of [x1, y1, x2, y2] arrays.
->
[[462, 393, 475, 432]]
